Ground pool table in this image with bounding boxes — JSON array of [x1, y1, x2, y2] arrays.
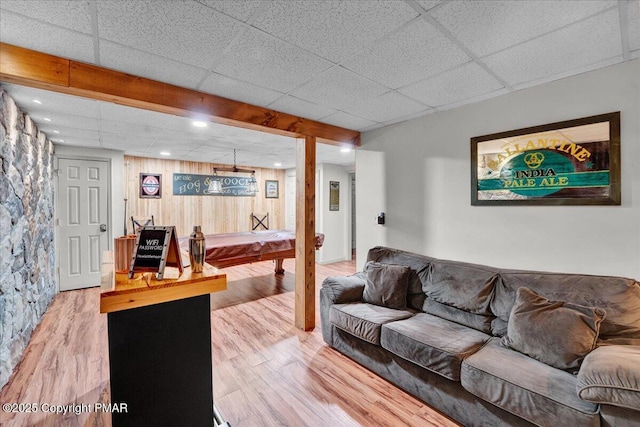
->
[[179, 229, 325, 274]]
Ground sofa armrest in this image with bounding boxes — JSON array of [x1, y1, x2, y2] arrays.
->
[[321, 272, 365, 304], [577, 345, 640, 410]]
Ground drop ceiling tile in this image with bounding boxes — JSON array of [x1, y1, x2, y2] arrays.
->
[[213, 26, 333, 93], [96, 0, 242, 69], [0, 11, 95, 63], [177, 151, 219, 163], [628, 0, 640, 52], [99, 41, 208, 89], [267, 96, 338, 121], [344, 91, 428, 123], [150, 141, 202, 152], [99, 120, 164, 140], [198, 72, 285, 107], [26, 110, 100, 131], [431, 0, 615, 57], [399, 62, 503, 107], [320, 111, 378, 131], [435, 87, 510, 113], [416, 1, 444, 12], [342, 19, 469, 89], [0, 0, 92, 34], [252, 0, 418, 63], [98, 102, 173, 128], [196, 0, 264, 22], [290, 66, 388, 111], [511, 56, 622, 92], [484, 9, 622, 86], [2, 84, 100, 118], [153, 129, 212, 144], [38, 125, 99, 141], [99, 133, 156, 150]]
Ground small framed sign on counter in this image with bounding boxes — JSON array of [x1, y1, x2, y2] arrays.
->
[[129, 226, 183, 279]]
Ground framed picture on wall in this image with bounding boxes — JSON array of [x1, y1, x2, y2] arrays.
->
[[471, 111, 620, 206], [329, 181, 340, 211], [265, 180, 279, 198], [140, 173, 162, 199]]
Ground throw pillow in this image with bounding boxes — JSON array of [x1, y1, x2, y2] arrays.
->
[[502, 287, 606, 371], [362, 261, 410, 310]]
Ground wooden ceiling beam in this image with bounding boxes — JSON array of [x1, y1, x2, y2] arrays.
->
[[0, 43, 360, 146]]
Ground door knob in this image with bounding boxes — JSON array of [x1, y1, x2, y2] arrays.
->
[[100, 224, 107, 232]]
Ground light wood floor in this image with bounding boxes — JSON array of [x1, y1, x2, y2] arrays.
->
[[0, 258, 459, 427]]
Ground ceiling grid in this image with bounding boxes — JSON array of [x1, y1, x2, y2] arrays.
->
[[0, 0, 637, 167]]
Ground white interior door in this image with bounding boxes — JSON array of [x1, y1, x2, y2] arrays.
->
[[57, 158, 109, 291]]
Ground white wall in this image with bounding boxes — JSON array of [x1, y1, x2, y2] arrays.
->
[[286, 164, 352, 264], [357, 59, 640, 279], [355, 150, 387, 269], [54, 146, 125, 250], [316, 163, 352, 263]]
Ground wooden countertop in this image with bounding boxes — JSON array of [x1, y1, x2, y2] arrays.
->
[[100, 250, 227, 313]]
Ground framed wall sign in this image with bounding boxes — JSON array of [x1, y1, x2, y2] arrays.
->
[[265, 180, 279, 198], [471, 112, 620, 206], [329, 181, 340, 211], [140, 173, 162, 199], [173, 173, 255, 197]]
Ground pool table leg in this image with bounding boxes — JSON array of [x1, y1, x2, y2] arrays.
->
[[275, 258, 285, 274]]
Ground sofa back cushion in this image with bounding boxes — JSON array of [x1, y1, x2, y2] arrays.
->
[[422, 299, 494, 334], [493, 271, 640, 344], [422, 259, 498, 315], [363, 262, 410, 310], [367, 246, 433, 310]]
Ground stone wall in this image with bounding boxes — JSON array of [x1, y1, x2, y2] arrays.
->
[[0, 88, 56, 390]]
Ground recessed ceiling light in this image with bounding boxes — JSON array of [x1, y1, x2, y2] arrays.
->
[[43, 117, 51, 122], [340, 147, 351, 153], [160, 151, 171, 156], [274, 162, 282, 167], [53, 130, 60, 134], [192, 121, 207, 128], [32, 99, 42, 104], [58, 139, 65, 143]]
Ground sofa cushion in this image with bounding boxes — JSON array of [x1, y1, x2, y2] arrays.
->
[[366, 246, 433, 310], [461, 338, 600, 427], [502, 287, 605, 372], [329, 303, 414, 345], [363, 262, 410, 310], [380, 313, 491, 381], [493, 271, 640, 344], [422, 259, 498, 315], [422, 298, 493, 334], [577, 345, 640, 410]]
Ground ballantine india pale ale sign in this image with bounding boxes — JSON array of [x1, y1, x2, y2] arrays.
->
[[471, 112, 620, 205]]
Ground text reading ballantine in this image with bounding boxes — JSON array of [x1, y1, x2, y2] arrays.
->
[[477, 134, 611, 200]]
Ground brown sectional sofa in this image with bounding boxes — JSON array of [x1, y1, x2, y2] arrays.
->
[[320, 246, 640, 426]]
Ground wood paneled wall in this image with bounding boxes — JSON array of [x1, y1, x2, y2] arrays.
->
[[124, 156, 285, 237]]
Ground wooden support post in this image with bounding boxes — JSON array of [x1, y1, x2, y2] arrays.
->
[[295, 136, 316, 331]]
